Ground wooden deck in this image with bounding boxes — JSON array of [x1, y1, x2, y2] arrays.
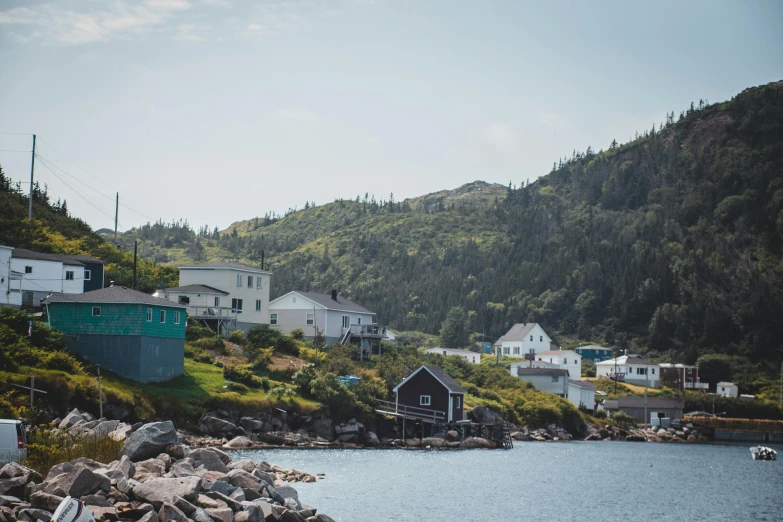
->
[[374, 399, 446, 423]]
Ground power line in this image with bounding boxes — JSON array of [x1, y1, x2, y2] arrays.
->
[[36, 137, 117, 194], [37, 159, 116, 222], [0, 131, 32, 136], [0, 149, 32, 153]]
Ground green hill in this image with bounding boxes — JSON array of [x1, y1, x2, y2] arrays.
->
[[114, 81, 783, 382]]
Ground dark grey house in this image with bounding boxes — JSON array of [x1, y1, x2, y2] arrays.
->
[[603, 397, 685, 424], [393, 365, 466, 423]]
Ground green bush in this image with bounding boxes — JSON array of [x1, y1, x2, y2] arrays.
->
[[293, 365, 317, 392], [246, 324, 298, 356], [223, 364, 262, 388], [185, 323, 215, 342], [228, 330, 246, 346], [290, 328, 305, 341], [192, 336, 225, 352], [261, 377, 270, 392]]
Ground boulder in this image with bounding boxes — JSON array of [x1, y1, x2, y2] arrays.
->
[[363, 432, 379, 447], [421, 437, 444, 448], [59, 409, 85, 429], [224, 437, 253, 449], [205, 508, 233, 522], [109, 425, 132, 442], [226, 470, 262, 491], [29, 492, 63, 512], [121, 421, 179, 462], [137, 511, 157, 522], [44, 469, 110, 497], [87, 506, 118, 522], [189, 449, 230, 473], [131, 477, 202, 509], [81, 495, 111, 507], [467, 407, 503, 425], [17, 508, 52, 522], [159, 502, 189, 522], [115, 456, 135, 480], [240, 418, 263, 433], [199, 417, 237, 436], [227, 461, 255, 474], [133, 458, 166, 480], [192, 507, 216, 522], [584, 433, 602, 441], [91, 420, 120, 438], [306, 515, 336, 522], [0, 463, 41, 484], [165, 444, 190, 460], [458, 437, 495, 449]]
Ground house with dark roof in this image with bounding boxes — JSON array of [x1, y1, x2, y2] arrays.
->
[[601, 397, 685, 424], [595, 354, 660, 388], [493, 323, 552, 358], [268, 290, 388, 350], [9, 247, 105, 308], [44, 285, 186, 383], [155, 261, 272, 334], [515, 367, 569, 396], [392, 365, 466, 423]]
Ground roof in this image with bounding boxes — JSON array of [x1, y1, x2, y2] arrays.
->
[[178, 262, 270, 274], [272, 291, 374, 315], [717, 381, 735, 387], [494, 323, 538, 345], [568, 379, 596, 389], [616, 397, 684, 409], [44, 286, 186, 308], [603, 399, 619, 409], [516, 368, 569, 377], [12, 248, 105, 265], [393, 365, 466, 394], [595, 354, 658, 366], [659, 363, 698, 369], [424, 348, 478, 356], [159, 284, 229, 295], [576, 345, 612, 351], [538, 350, 580, 357]]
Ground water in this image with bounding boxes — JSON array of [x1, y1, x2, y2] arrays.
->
[[229, 442, 783, 522]]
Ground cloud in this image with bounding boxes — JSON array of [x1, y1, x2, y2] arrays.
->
[[175, 23, 205, 41], [482, 122, 519, 152], [538, 111, 571, 131], [0, 1, 192, 45], [271, 108, 319, 123], [244, 0, 332, 37], [201, 0, 233, 7]]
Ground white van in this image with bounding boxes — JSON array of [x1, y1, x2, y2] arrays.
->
[[0, 420, 27, 464]]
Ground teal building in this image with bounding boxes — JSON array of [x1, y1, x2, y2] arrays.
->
[[44, 285, 187, 383], [575, 345, 613, 363]]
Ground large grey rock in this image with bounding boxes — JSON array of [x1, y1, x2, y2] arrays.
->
[[0, 463, 41, 484], [158, 502, 189, 522], [165, 445, 190, 460], [421, 437, 445, 448], [205, 508, 233, 522], [121, 421, 179, 462], [458, 437, 495, 449], [137, 511, 157, 522], [226, 470, 262, 491], [44, 469, 110, 497], [192, 507, 215, 522], [173, 496, 197, 515], [467, 406, 503, 425], [92, 420, 120, 438], [115, 455, 135, 480], [46, 463, 74, 481], [227, 461, 255, 473], [363, 432, 379, 447], [132, 477, 202, 509], [171, 459, 198, 478], [59, 408, 85, 429], [29, 492, 63, 512], [207, 481, 233, 497], [0, 477, 29, 497], [17, 508, 52, 522], [189, 449, 229, 474], [306, 515, 336, 522], [199, 417, 237, 436], [239, 418, 263, 433], [274, 486, 298, 503], [223, 437, 253, 449]]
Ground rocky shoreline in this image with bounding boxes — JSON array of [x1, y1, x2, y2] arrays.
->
[[1, 418, 335, 522]]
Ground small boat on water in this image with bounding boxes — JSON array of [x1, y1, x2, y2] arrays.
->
[[750, 446, 777, 460]]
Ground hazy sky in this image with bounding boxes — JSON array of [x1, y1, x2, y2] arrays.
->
[[1, 1, 781, 232]]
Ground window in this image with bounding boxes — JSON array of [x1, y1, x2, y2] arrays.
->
[[651, 368, 656, 375], [178, 296, 190, 305], [214, 296, 220, 307], [530, 335, 533, 341], [551, 376, 559, 382], [247, 275, 253, 288], [231, 298, 243, 313], [454, 396, 461, 408], [84, 270, 91, 281], [687, 368, 693, 374], [342, 315, 350, 328], [637, 367, 647, 375], [503, 347, 510, 355], [513, 347, 520, 355], [357, 317, 362, 325], [256, 276, 262, 288], [174, 311, 180, 324], [236, 274, 242, 287], [306, 313, 314, 325], [629, 367, 633, 373], [270, 313, 278, 325], [256, 300, 262, 312], [92, 307, 101, 317], [420, 395, 431, 406], [146, 308, 152, 322], [540, 336, 543, 342], [160, 310, 166, 323], [25, 266, 32, 274], [65, 271, 74, 280]]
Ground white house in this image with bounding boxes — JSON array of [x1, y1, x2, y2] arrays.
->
[[509, 360, 561, 377], [155, 262, 271, 333], [596, 354, 660, 388], [493, 323, 552, 358], [567, 379, 596, 412], [424, 348, 482, 365], [10, 248, 105, 308], [716, 381, 739, 398], [515, 367, 569, 396], [537, 350, 582, 379], [0, 246, 22, 308], [269, 290, 382, 347]]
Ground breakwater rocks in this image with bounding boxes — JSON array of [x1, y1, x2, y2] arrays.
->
[[584, 424, 709, 442], [1, 421, 335, 522]]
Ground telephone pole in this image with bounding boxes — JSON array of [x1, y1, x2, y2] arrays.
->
[[114, 193, 119, 241], [28, 134, 36, 220], [132, 240, 137, 289]]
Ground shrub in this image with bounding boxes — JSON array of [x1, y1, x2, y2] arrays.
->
[[185, 323, 215, 342], [299, 346, 326, 365], [192, 336, 225, 352], [246, 324, 298, 356], [611, 411, 635, 426], [25, 427, 125, 476], [267, 386, 297, 399], [228, 330, 246, 346], [592, 409, 608, 419], [293, 365, 317, 392], [223, 364, 262, 388], [261, 377, 271, 392], [290, 328, 305, 341]]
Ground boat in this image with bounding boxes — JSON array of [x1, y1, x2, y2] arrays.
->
[[750, 446, 777, 460]]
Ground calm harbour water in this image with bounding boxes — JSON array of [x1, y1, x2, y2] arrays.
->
[[229, 442, 783, 522]]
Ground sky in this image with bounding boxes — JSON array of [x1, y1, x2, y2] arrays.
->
[[1, 0, 781, 232]]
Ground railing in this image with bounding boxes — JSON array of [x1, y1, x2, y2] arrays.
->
[[609, 372, 626, 382], [684, 382, 709, 389], [347, 324, 386, 337], [375, 399, 446, 423], [188, 306, 238, 319]]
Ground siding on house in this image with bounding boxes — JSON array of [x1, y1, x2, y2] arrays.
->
[[47, 302, 142, 335]]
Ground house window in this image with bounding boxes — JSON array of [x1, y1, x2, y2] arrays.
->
[[256, 300, 262, 312], [442, 351, 447, 355], [146, 308, 152, 322], [84, 270, 91, 281], [160, 310, 166, 323], [65, 271, 74, 281], [306, 313, 314, 325], [551, 376, 559, 382], [629, 367, 633, 373], [540, 336, 543, 342], [513, 347, 520, 355], [247, 275, 253, 288], [231, 298, 243, 313], [455, 396, 461, 408], [270, 313, 278, 325], [214, 296, 220, 307], [236, 274, 242, 287], [174, 311, 180, 324], [357, 317, 362, 325], [530, 335, 533, 341], [503, 347, 510, 355], [342, 315, 350, 328], [178, 296, 190, 305], [92, 307, 101, 317], [257, 276, 262, 288], [25, 266, 32, 274], [420, 395, 431, 406], [652, 368, 656, 375], [687, 368, 692, 374]]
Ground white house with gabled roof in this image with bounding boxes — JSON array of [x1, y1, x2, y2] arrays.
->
[[537, 349, 582, 379], [493, 322, 552, 358], [423, 347, 482, 365], [596, 353, 660, 388]]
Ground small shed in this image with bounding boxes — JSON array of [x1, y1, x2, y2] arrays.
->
[[603, 397, 685, 424], [393, 365, 466, 423], [44, 285, 186, 383], [716, 382, 738, 398], [567, 379, 596, 412], [515, 367, 569, 396]]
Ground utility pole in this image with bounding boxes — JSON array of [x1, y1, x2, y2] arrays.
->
[[644, 368, 648, 426], [114, 193, 119, 242], [98, 367, 103, 419], [779, 361, 782, 407], [29, 375, 34, 412], [132, 240, 137, 289], [614, 349, 618, 395], [28, 134, 36, 220]]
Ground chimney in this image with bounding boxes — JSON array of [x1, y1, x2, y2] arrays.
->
[[261, 250, 265, 270], [331, 289, 337, 301]]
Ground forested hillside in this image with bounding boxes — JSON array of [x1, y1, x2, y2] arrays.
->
[[112, 81, 783, 377], [0, 172, 177, 292]]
